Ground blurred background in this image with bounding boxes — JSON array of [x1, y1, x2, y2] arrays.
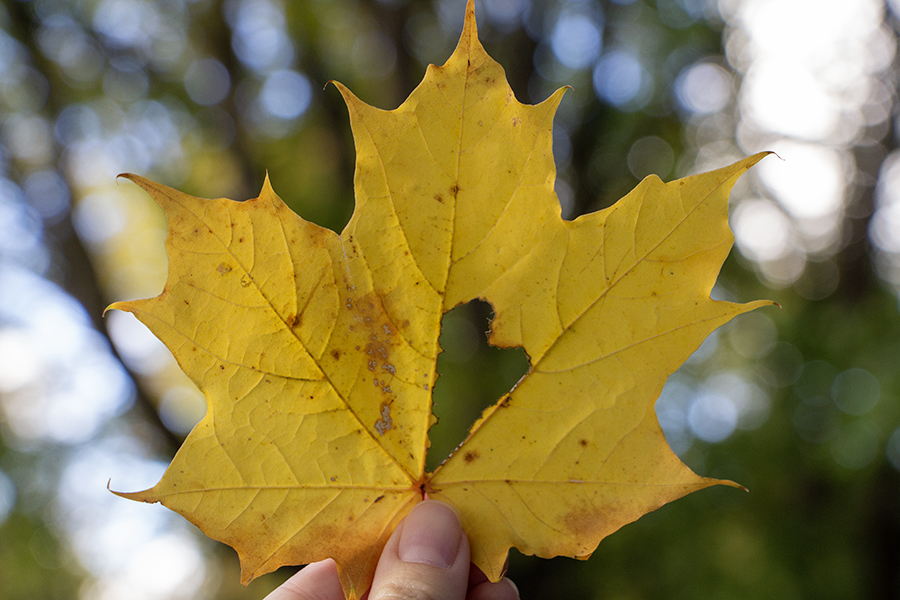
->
[[1, 0, 899, 598]]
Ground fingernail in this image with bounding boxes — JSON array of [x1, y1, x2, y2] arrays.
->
[[398, 501, 462, 569]]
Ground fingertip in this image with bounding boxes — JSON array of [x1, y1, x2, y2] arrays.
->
[[263, 559, 344, 600], [369, 500, 471, 600], [469, 577, 519, 600]]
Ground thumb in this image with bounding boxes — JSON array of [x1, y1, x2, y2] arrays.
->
[[368, 500, 469, 600]]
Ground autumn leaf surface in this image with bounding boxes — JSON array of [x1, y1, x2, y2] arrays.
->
[[109, 2, 771, 598]]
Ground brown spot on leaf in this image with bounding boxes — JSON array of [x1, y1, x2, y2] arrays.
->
[[331, 349, 341, 360], [216, 262, 232, 274], [450, 184, 459, 197], [434, 193, 444, 203], [464, 451, 479, 463], [562, 502, 618, 551], [579, 439, 588, 448]]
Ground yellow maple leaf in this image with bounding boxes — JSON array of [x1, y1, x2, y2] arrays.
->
[[109, 2, 773, 598]]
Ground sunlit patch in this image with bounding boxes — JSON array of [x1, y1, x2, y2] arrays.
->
[[184, 58, 231, 107], [0, 329, 42, 392], [757, 142, 846, 221], [227, 0, 295, 72], [260, 70, 312, 120], [592, 49, 649, 108], [60, 445, 210, 600], [551, 12, 603, 70], [23, 170, 71, 223], [158, 386, 207, 435], [107, 311, 171, 376], [868, 152, 900, 290], [3, 113, 53, 163], [732, 198, 793, 262], [723, 0, 893, 292], [657, 368, 772, 452], [675, 61, 732, 115]]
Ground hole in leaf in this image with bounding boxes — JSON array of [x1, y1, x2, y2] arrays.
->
[[426, 299, 529, 472]]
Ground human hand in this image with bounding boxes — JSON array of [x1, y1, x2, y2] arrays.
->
[[263, 500, 520, 600]]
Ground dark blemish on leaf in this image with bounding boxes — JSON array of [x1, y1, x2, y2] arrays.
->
[[330, 476, 336, 482], [373, 495, 384, 503], [220, 365, 225, 370], [383, 364, 396, 375], [464, 451, 479, 463], [434, 193, 444, 203], [184, 300, 190, 305], [579, 439, 588, 448], [217, 262, 232, 274], [286, 313, 299, 328], [450, 184, 459, 197], [238, 237, 244, 243], [368, 360, 377, 371], [331, 349, 341, 360]]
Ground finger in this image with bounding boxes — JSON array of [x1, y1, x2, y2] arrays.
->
[[368, 500, 470, 600], [263, 559, 345, 600], [468, 578, 519, 600]]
